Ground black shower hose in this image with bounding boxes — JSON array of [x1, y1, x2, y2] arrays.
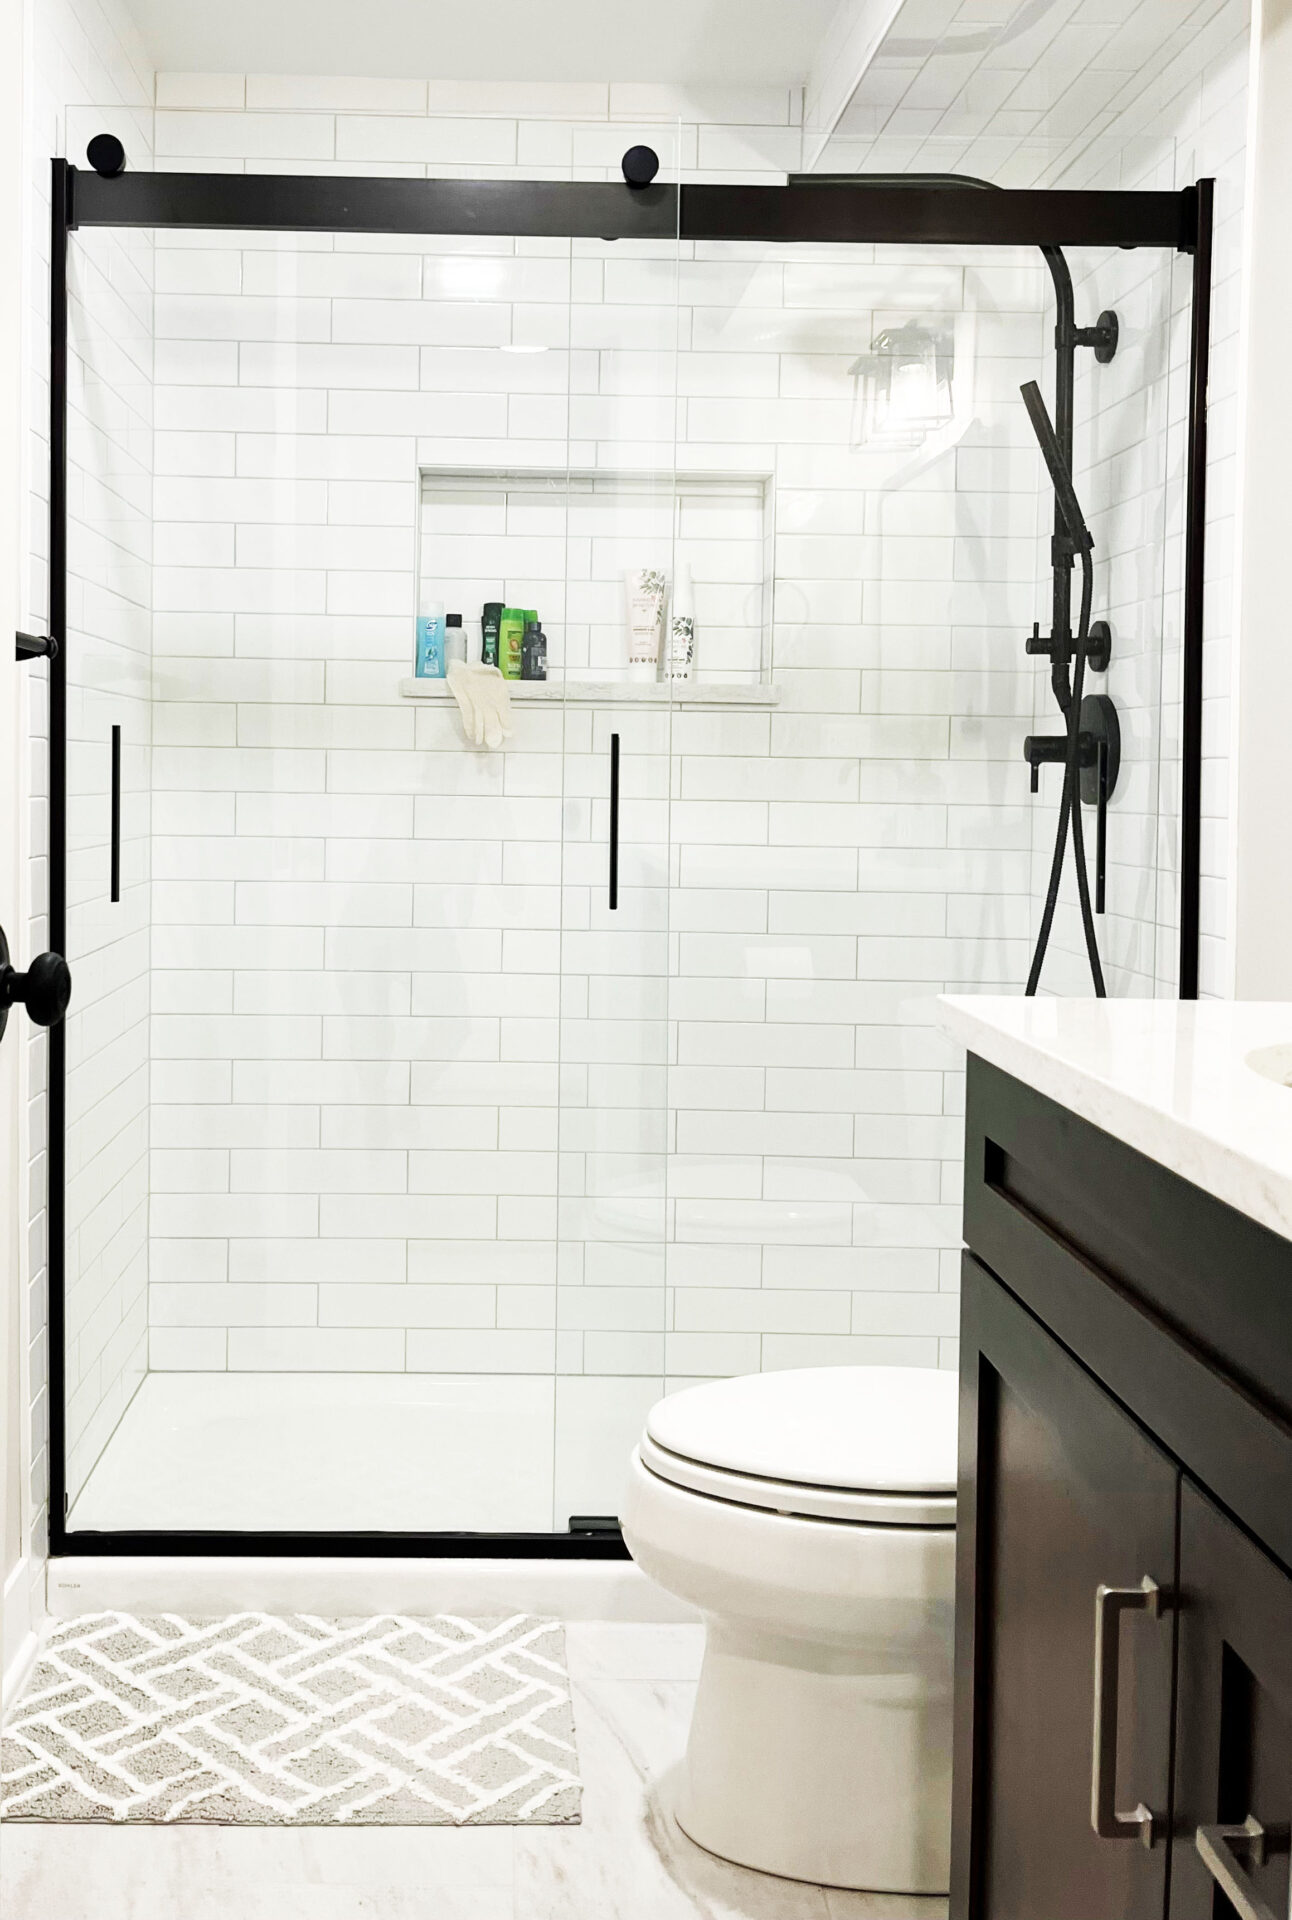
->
[[1025, 546, 1107, 997]]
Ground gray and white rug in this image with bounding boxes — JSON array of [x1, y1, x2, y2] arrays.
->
[[0, 1611, 581, 1826]]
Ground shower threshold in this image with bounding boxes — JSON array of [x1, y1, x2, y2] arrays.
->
[[67, 1373, 564, 1535]]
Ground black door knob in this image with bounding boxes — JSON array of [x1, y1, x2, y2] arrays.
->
[[0, 924, 72, 1041]]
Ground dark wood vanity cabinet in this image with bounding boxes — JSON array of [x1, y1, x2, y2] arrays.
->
[[953, 1059, 1292, 1920], [957, 1257, 1177, 1920]]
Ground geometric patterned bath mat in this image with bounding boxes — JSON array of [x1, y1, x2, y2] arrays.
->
[[0, 1613, 580, 1826]]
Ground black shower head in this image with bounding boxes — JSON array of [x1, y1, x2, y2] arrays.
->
[[1020, 379, 1094, 554]]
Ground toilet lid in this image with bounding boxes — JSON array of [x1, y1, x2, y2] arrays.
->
[[645, 1366, 958, 1498]]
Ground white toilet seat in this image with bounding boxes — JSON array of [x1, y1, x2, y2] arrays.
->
[[639, 1430, 955, 1527], [641, 1363, 958, 1527]]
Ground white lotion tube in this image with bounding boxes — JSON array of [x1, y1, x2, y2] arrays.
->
[[666, 563, 695, 683], [625, 568, 666, 682]]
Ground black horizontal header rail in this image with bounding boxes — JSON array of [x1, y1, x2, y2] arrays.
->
[[67, 166, 1197, 251], [70, 170, 681, 240], [688, 182, 1194, 250]]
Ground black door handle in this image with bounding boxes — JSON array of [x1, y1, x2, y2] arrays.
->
[[111, 723, 121, 903], [0, 924, 72, 1041], [608, 732, 620, 911]]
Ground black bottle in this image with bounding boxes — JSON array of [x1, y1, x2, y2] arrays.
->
[[521, 621, 547, 681], [481, 601, 503, 669]]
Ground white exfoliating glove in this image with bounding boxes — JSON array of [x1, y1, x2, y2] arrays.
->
[[447, 661, 514, 751]]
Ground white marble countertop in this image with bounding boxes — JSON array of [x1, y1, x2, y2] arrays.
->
[[938, 996, 1292, 1244]]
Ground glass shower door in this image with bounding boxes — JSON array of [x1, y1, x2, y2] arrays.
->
[[59, 221, 153, 1518], [552, 218, 680, 1528], [61, 217, 597, 1535], [656, 230, 1183, 1409]]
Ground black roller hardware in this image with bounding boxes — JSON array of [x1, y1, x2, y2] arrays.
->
[[621, 145, 660, 188], [0, 924, 72, 1043], [86, 133, 125, 177]]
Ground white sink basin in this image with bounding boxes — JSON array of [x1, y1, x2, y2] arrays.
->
[[1245, 1044, 1292, 1088]]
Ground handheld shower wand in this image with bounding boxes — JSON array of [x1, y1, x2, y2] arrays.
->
[[1019, 380, 1106, 998], [1020, 380, 1094, 559]]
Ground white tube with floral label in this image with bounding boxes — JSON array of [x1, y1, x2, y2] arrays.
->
[[667, 563, 695, 683], [625, 568, 666, 682]]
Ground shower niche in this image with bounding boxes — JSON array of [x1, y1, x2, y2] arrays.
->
[[407, 464, 777, 702]]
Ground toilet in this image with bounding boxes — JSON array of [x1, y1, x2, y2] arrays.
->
[[622, 1365, 957, 1893]]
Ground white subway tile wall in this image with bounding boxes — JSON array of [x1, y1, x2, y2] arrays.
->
[[134, 77, 1057, 1445], [23, 1, 156, 1544]]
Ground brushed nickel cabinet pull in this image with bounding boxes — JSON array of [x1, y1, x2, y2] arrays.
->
[[1090, 1575, 1171, 1849], [1196, 1817, 1290, 1920]]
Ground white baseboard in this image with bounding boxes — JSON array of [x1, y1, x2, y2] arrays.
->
[[46, 1556, 697, 1623], [3, 1553, 45, 1712]]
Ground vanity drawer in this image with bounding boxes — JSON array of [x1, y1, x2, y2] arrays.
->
[[965, 1056, 1292, 1427]]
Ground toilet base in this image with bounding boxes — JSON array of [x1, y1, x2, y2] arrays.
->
[[676, 1616, 952, 1893]]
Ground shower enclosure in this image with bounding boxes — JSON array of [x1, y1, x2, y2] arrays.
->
[[41, 154, 1211, 1552]]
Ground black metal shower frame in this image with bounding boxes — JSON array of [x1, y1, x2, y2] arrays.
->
[[45, 161, 1213, 1559]]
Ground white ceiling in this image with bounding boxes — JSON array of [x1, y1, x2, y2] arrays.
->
[[123, 0, 841, 84], [815, 0, 1245, 187]]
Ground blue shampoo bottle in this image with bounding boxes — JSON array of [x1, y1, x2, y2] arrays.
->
[[416, 597, 446, 677]]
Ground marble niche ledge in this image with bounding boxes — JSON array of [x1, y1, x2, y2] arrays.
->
[[399, 677, 781, 708]]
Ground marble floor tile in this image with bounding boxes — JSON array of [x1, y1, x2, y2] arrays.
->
[[564, 1620, 706, 1682], [0, 1623, 946, 1920]]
